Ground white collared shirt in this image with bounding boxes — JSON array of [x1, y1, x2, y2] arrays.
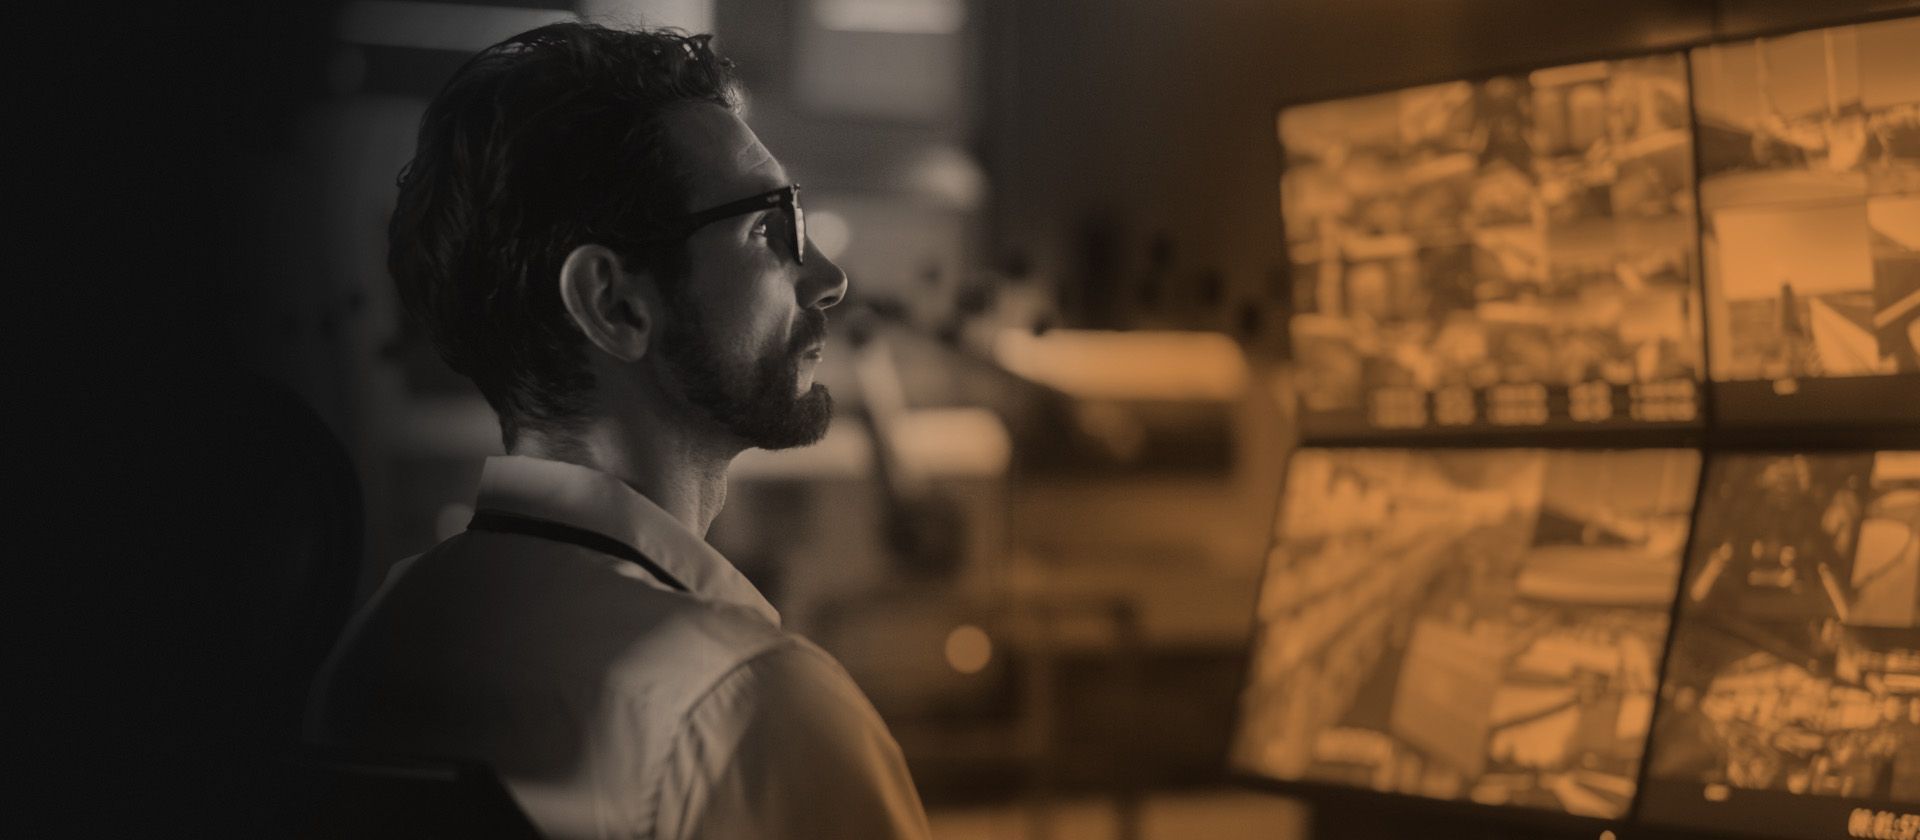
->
[[306, 456, 931, 840]]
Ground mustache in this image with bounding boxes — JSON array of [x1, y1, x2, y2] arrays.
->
[[790, 310, 828, 353]]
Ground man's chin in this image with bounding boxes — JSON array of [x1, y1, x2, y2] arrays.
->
[[746, 385, 834, 451]]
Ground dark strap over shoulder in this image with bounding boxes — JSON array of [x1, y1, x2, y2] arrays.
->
[[466, 510, 691, 594]]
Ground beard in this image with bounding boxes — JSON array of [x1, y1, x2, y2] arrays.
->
[[659, 293, 833, 450]]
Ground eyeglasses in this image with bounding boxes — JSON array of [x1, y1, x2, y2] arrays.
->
[[657, 184, 806, 265]]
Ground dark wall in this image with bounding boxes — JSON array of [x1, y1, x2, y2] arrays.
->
[[980, 0, 1920, 345], [982, 0, 1319, 345], [1717, 0, 1920, 38]]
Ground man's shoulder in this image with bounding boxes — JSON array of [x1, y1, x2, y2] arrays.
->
[[600, 593, 796, 694], [678, 633, 884, 737], [326, 535, 793, 701], [448, 546, 797, 701], [654, 633, 928, 840]]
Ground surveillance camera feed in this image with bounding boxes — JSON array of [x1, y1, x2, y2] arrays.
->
[[1640, 451, 1920, 840], [1694, 17, 1920, 427], [1233, 447, 1700, 818], [1282, 53, 1704, 439]]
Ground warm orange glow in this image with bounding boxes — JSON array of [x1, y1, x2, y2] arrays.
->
[[943, 624, 992, 674]]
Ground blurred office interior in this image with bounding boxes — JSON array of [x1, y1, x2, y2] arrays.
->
[[208, 0, 1920, 838]]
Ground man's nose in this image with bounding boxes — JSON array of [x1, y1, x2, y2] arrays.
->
[[800, 238, 849, 310]]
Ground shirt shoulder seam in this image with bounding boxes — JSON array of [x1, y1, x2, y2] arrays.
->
[[647, 635, 805, 839]]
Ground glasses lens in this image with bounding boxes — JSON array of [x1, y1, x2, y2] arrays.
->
[[792, 201, 806, 265]]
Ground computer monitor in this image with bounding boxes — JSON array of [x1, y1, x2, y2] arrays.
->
[[1639, 450, 1920, 839], [1280, 53, 1704, 440], [1232, 447, 1700, 818], [1694, 17, 1920, 430]]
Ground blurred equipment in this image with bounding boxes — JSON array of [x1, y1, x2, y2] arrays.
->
[[990, 328, 1247, 474], [793, 305, 1276, 835], [852, 326, 979, 577], [815, 590, 1149, 840]]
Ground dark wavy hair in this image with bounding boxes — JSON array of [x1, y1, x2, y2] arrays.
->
[[388, 22, 739, 447]]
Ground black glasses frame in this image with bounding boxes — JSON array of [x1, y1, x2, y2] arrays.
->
[[656, 184, 805, 265]]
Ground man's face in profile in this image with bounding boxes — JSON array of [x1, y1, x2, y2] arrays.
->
[[652, 104, 849, 450]]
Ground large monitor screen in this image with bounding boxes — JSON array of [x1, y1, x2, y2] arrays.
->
[[1640, 451, 1920, 839], [1281, 54, 1704, 439], [1233, 447, 1700, 817], [1694, 17, 1920, 428]]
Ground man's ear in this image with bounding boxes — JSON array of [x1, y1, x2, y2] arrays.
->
[[558, 243, 652, 362]]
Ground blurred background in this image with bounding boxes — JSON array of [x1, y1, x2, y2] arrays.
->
[[198, 0, 1917, 838]]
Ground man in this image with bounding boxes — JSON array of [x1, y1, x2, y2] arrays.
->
[[306, 23, 931, 839]]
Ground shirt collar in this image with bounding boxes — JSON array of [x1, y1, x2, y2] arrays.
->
[[471, 455, 781, 627]]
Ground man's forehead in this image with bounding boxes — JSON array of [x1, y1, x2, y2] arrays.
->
[[663, 104, 787, 209]]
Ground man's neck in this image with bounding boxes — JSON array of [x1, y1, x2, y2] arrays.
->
[[512, 417, 737, 536]]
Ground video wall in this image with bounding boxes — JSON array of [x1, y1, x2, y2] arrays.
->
[[1641, 451, 1920, 839], [1695, 18, 1920, 427], [1239, 12, 1920, 840], [1235, 448, 1699, 818], [1283, 16, 1920, 437], [1236, 447, 1920, 836]]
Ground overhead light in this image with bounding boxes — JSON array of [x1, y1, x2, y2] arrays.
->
[[812, 0, 965, 35], [337, 1, 575, 52]]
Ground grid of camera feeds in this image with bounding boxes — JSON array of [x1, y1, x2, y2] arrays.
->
[[1696, 18, 1920, 428], [1233, 448, 1701, 819], [1641, 451, 1920, 839], [1283, 54, 1705, 438], [1242, 13, 1920, 837]]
